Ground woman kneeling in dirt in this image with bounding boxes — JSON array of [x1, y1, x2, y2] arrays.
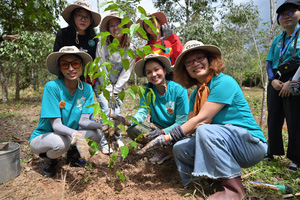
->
[[139, 41, 267, 200], [110, 54, 189, 165], [29, 46, 104, 177]]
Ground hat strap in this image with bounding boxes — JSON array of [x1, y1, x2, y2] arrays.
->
[[78, 78, 83, 90]]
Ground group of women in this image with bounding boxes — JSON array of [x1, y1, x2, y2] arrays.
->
[[28, 0, 300, 199]]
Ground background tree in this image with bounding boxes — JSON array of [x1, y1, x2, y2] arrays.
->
[[0, 0, 66, 102]]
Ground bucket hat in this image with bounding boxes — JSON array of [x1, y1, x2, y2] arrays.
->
[[61, 0, 101, 27], [46, 46, 93, 76], [134, 54, 172, 77], [276, 0, 300, 14], [136, 12, 168, 40], [174, 40, 221, 71], [100, 12, 133, 32]]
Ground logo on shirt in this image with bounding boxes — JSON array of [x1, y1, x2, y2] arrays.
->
[[77, 97, 86, 111], [88, 39, 95, 47], [166, 101, 175, 115]]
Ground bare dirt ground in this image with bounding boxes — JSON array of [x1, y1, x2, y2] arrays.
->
[[0, 92, 208, 200]]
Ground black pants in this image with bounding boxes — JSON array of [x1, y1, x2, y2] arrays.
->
[[267, 83, 300, 163]]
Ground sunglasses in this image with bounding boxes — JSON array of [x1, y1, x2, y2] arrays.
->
[[279, 10, 296, 19], [59, 60, 82, 70], [184, 56, 206, 67]]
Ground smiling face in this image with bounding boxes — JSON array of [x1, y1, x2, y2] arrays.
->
[[59, 54, 83, 82], [278, 7, 300, 30], [108, 18, 124, 40], [144, 60, 166, 86], [73, 8, 92, 32], [184, 51, 211, 83]]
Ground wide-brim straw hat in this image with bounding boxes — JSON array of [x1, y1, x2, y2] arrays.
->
[[61, 0, 101, 27], [174, 40, 222, 71], [46, 46, 93, 76], [134, 54, 172, 77], [136, 12, 168, 40], [100, 12, 133, 32]]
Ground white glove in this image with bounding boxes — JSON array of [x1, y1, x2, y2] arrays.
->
[[160, 23, 174, 41]]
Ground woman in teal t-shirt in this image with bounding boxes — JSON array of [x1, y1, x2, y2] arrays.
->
[[29, 46, 104, 177], [140, 41, 267, 200]]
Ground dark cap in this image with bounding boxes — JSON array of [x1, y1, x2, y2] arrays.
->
[[276, 0, 300, 14]]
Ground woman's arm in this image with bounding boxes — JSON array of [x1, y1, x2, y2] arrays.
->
[[51, 118, 75, 137], [78, 114, 102, 129], [181, 101, 225, 135]]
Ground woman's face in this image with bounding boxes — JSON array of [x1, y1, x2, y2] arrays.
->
[[59, 54, 83, 81], [278, 8, 300, 29], [144, 60, 166, 86], [184, 51, 210, 82], [73, 8, 92, 32], [108, 18, 124, 40], [143, 17, 161, 36]]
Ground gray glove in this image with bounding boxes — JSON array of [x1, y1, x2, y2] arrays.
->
[[289, 80, 300, 96], [144, 129, 164, 142], [137, 135, 166, 155], [160, 23, 174, 41], [109, 94, 121, 109]]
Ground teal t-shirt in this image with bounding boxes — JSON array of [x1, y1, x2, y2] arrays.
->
[[29, 78, 94, 142], [189, 73, 266, 142], [137, 80, 189, 133], [266, 31, 300, 69]]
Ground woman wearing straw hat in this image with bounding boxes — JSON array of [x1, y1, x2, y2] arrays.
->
[[136, 12, 183, 65], [29, 46, 105, 177], [54, 0, 101, 85], [139, 41, 267, 199], [93, 12, 136, 154], [110, 54, 189, 164]]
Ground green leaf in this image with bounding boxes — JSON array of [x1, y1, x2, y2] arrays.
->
[[153, 44, 166, 51], [118, 124, 126, 133], [104, 4, 119, 12], [100, 1, 114, 7], [144, 18, 157, 36], [130, 24, 140, 37], [120, 146, 129, 160], [117, 8, 125, 17], [95, 31, 111, 39], [127, 49, 136, 60], [138, 6, 147, 16], [127, 88, 136, 99], [149, 88, 156, 107], [122, 58, 130, 71], [142, 45, 153, 55], [135, 132, 146, 142], [119, 48, 125, 58], [119, 17, 131, 28], [138, 86, 146, 98], [92, 103, 101, 118], [137, 27, 148, 40], [129, 141, 137, 148], [127, 116, 138, 125], [118, 91, 125, 101], [108, 152, 119, 168], [103, 89, 110, 102], [136, 48, 145, 60], [116, 170, 125, 182], [130, 85, 138, 95], [118, 28, 130, 34], [101, 111, 108, 124]]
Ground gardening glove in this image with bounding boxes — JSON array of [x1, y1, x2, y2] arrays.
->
[[136, 135, 166, 155], [289, 80, 300, 96], [71, 131, 90, 160], [160, 23, 174, 41], [103, 114, 126, 136], [144, 128, 164, 142]]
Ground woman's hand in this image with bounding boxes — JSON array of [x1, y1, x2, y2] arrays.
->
[[271, 79, 283, 91], [279, 81, 291, 97], [137, 134, 171, 155]]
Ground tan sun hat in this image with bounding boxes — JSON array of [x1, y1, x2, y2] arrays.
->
[[46, 46, 93, 76], [61, 0, 101, 27], [136, 12, 168, 40], [100, 12, 133, 32], [174, 40, 222, 71], [134, 54, 172, 77]]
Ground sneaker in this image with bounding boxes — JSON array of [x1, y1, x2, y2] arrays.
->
[[116, 139, 124, 148], [149, 151, 171, 164], [101, 144, 113, 154], [288, 161, 299, 171]]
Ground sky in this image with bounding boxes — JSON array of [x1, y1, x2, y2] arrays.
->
[[59, 0, 286, 28]]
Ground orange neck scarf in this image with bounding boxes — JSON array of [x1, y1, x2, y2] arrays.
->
[[193, 74, 213, 118]]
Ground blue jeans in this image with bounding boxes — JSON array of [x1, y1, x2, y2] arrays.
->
[[93, 79, 123, 145], [173, 124, 267, 186]]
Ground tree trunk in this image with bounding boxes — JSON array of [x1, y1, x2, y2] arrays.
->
[[260, 0, 277, 128], [0, 59, 8, 102], [15, 64, 20, 100]]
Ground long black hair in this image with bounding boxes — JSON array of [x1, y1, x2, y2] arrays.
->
[[67, 8, 99, 43]]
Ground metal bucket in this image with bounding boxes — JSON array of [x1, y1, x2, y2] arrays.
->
[[0, 142, 20, 184]]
